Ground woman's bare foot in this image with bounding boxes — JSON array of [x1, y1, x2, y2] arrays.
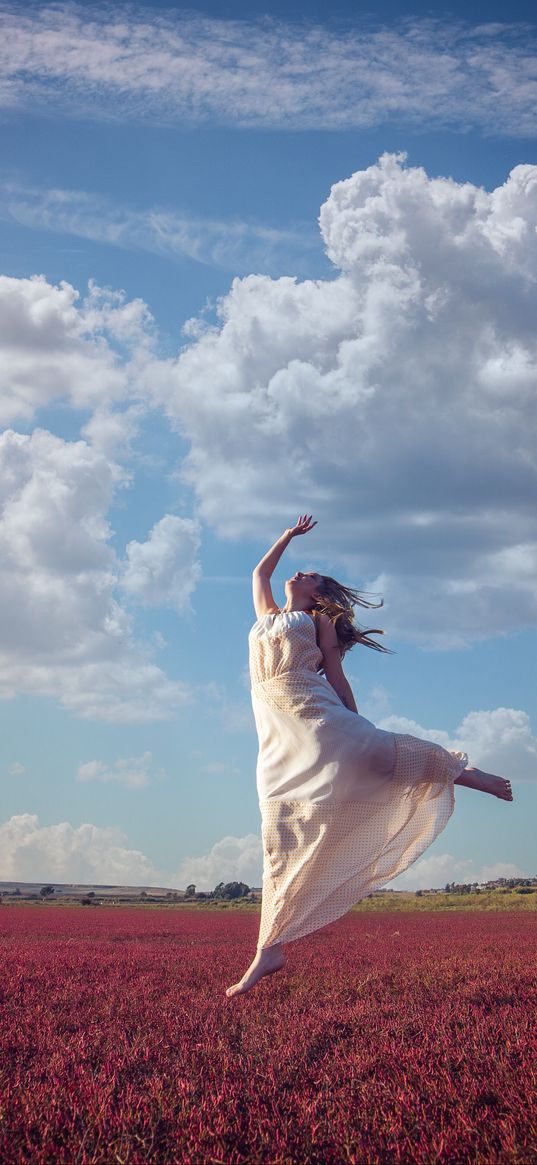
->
[[226, 944, 285, 998], [455, 767, 513, 800]]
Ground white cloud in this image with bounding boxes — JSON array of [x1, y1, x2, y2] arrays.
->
[[0, 427, 190, 721], [4, 159, 537, 651], [0, 8, 535, 136], [451, 709, 537, 781], [393, 853, 475, 889], [0, 813, 164, 884], [76, 751, 160, 789], [7, 761, 26, 778], [122, 514, 201, 611], [478, 861, 527, 881], [393, 853, 526, 891], [0, 811, 526, 893], [378, 707, 537, 782], [0, 183, 316, 275], [0, 275, 151, 428], [0, 814, 263, 890], [145, 154, 537, 646], [199, 762, 241, 776], [176, 833, 263, 891], [0, 275, 207, 720], [357, 685, 392, 723]]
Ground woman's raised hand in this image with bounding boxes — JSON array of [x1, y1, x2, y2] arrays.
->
[[288, 514, 317, 537]]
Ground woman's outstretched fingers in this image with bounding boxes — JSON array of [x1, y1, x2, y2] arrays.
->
[[291, 514, 318, 536]]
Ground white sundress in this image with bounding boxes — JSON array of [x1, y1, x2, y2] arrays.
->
[[249, 610, 467, 949]]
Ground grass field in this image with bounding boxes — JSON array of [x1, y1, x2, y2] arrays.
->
[[4, 886, 536, 912], [351, 889, 537, 911], [1, 906, 535, 1163]]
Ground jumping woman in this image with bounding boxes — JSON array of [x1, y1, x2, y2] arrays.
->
[[226, 516, 513, 998]]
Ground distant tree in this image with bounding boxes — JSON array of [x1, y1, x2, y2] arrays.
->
[[222, 881, 250, 900], [40, 885, 55, 898], [140, 891, 148, 899], [185, 884, 196, 898], [212, 882, 225, 899]]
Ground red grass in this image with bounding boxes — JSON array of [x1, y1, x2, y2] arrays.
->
[[1, 906, 535, 1164]]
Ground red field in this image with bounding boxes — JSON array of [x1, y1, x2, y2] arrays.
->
[[1, 906, 535, 1164]]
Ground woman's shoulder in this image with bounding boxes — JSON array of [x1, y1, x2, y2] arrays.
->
[[310, 610, 331, 626], [252, 605, 281, 621], [250, 608, 280, 630]]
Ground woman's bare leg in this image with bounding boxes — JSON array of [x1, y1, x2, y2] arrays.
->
[[455, 766, 512, 800], [226, 942, 285, 998]]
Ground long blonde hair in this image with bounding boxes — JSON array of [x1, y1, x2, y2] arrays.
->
[[312, 575, 391, 658]]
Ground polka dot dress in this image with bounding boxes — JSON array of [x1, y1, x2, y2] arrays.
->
[[249, 611, 467, 949]]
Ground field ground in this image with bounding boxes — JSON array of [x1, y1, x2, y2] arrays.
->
[[352, 889, 537, 911], [1, 907, 535, 1164]]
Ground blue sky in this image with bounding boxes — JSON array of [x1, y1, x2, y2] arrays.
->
[[0, 0, 536, 891]]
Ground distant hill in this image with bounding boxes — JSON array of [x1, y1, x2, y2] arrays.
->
[[0, 881, 184, 900]]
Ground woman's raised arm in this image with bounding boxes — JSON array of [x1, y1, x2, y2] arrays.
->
[[252, 515, 317, 618]]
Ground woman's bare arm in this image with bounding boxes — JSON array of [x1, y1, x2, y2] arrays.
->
[[252, 515, 317, 618], [317, 614, 358, 713]]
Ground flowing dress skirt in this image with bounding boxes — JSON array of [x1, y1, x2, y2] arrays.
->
[[252, 666, 467, 948]]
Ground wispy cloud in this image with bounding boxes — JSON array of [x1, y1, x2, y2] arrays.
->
[[0, 5, 535, 136], [0, 181, 317, 274], [8, 761, 26, 778], [76, 751, 164, 789]]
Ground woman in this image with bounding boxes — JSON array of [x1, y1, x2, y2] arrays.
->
[[226, 516, 513, 998]]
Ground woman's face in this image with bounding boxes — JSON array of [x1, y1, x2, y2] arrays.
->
[[284, 571, 322, 606]]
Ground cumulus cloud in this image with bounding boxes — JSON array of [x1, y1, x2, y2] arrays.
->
[[0, 813, 164, 884], [0, 814, 263, 889], [0, 275, 152, 429], [76, 751, 160, 789], [393, 853, 526, 891], [146, 154, 537, 646], [0, 427, 190, 720], [176, 833, 263, 891], [0, 7, 536, 136], [0, 809, 262, 889], [378, 707, 537, 782], [0, 811, 526, 891], [122, 515, 201, 611], [0, 274, 208, 719]]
